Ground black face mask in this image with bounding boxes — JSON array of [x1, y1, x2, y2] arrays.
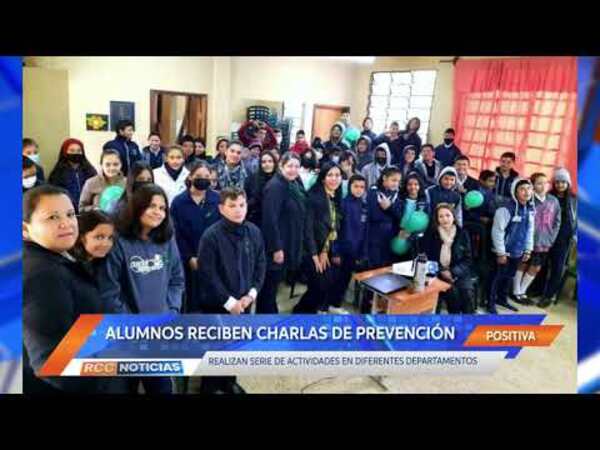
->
[[376, 156, 387, 165], [444, 138, 454, 146], [132, 180, 151, 192], [192, 178, 211, 191], [66, 153, 83, 164]]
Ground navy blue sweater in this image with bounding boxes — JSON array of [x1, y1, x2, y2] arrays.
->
[[103, 135, 142, 176], [366, 186, 404, 266], [333, 195, 368, 261], [434, 143, 462, 167], [170, 189, 221, 264]]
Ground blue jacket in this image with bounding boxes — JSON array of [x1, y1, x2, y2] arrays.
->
[[333, 194, 368, 261], [434, 143, 462, 167], [366, 186, 404, 266], [491, 178, 535, 258], [141, 146, 166, 170], [170, 189, 221, 265], [494, 167, 519, 200], [48, 163, 97, 212], [98, 236, 185, 313], [424, 166, 463, 227], [103, 135, 142, 176]]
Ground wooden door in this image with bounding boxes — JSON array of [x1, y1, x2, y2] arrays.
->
[[312, 104, 348, 142]]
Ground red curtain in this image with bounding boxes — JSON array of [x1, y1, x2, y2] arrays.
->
[[452, 57, 577, 190]]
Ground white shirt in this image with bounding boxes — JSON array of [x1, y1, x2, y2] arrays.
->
[[153, 165, 190, 206]]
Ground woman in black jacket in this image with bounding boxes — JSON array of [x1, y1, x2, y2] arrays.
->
[[258, 152, 307, 313], [293, 162, 344, 314], [419, 203, 475, 314], [244, 150, 277, 228], [22, 185, 110, 394]]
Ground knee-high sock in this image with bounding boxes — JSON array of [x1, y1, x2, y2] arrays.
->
[[513, 270, 525, 295], [520, 273, 536, 295]]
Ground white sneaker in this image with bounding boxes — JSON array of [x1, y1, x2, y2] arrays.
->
[[328, 306, 350, 315]]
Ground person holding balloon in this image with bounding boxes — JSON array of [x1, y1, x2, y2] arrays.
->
[[396, 172, 430, 260], [293, 162, 343, 314], [259, 152, 307, 313], [79, 149, 126, 213], [419, 203, 475, 314]]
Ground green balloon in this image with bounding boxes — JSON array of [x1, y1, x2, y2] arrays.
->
[[404, 210, 430, 233], [99, 185, 125, 213], [464, 190, 484, 209], [391, 237, 410, 255], [342, 180, 349, 199], [344, 127, 360, 144], [304, 172, 318, 191]]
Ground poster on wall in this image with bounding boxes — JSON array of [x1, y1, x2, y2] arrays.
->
[[86, 113, 109, 131], [110, 101, 135, 131]]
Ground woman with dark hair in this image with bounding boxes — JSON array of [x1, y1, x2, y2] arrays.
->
[[399, 172, 430, 260], [115, 161, 154, 217], [402, 117, 422, 157], [23, 185, 107, 394], [244, 150, 277, 227], [98, 183, 185, 394], [48, 138, 97, 212], [79, 149, 126, 212], [293, 162, 343, 314], [194, 137, 214, 164], [419, 203, 475, 314], [170, 161, 221, 311], [398, 145, 418, 182], [258, 152, 307, 313], [541, 167, 577, 307]]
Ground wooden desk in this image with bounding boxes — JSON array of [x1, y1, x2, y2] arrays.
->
[[354, 266, 452, 314]]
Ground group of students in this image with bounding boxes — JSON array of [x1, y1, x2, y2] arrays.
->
[[22, 114, 577, 395]]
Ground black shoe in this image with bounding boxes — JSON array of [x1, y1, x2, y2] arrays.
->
[[513, 295, 534, 306], [227, 382, 247, 395], [538, 297, 552, 308], [497, 301, 519, 312], [486, 305, 498, 314]]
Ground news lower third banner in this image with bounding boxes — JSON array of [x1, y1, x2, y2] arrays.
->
[[37, 315, 563, 378]]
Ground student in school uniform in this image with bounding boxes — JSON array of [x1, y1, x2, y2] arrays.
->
[[361, 143, 392, 189], [494, 152, 519, 202], [79, 149, 126, 213], [488, 178, 535, 314], [541, 167, 577, 307], [293, 162, 344, 314], [398, 145, 418, 183], [153, 145, 190, 206], [398, 172, 430, 259], [420, 203, 475, 314], [259, 152, 307, 313], [23, 138, 45, 182], [213, 137, 230, 169], [454, 155, 480, 195], [23, 185, 111, 394], [103, 120, 142, 176], [330, 174, 369, 313], [511, 172, 561, 306], [217, 140, 249, 190], [244, 150, 278, 228], [115, 161, 154, 218], [361, 117, 378, 143], [373, 121, 404, 165], [193, 137, 214, 165], [434, 128, 463, 168], [180, 135, 197, 170], [323, 123, 350, 153], [23, 155, 44, 193], [243, 141, 262, 175], [355, 135, 374, 171], [48, 138, 98, 212], [141, 132, 166, 170], [401, 117, 423, 157], [414, 144, 442, 188], [170, 161, 221, 312], [98, 183, 185, 394], [425, 166, 463, 227], [196, 187, 266, 394]]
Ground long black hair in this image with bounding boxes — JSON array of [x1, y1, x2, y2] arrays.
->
[[402, 171, 427, 200], [311, 161, 343, 205], [116, 183, 173, 244], [71, 210, 115, 261], [123, 161, 154, 201], [376, 166, 402, 191]]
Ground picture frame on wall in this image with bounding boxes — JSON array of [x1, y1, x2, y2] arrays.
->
[[110, 101, 135, 131], [86, 113, 109, 131]]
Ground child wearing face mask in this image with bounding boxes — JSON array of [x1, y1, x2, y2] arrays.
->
[[23, 138, 45, 182], [434, 128, 463, 167], [170, 161, 221, 312], [48, 138, 98, 212], [23, 155, 44, 192], [361, 143, 391, 188], [79, 149, 126, 213]]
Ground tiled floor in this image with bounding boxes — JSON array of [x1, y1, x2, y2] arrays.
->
[[238, 279, 577, 394]]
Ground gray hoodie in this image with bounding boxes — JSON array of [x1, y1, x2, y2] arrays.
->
[[360, 142, 391, 188], [414, 157, 442, 187], [98, 236, 185, 313]]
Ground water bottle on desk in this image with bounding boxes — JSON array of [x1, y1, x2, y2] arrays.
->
[[413, 253, 428, 292]]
